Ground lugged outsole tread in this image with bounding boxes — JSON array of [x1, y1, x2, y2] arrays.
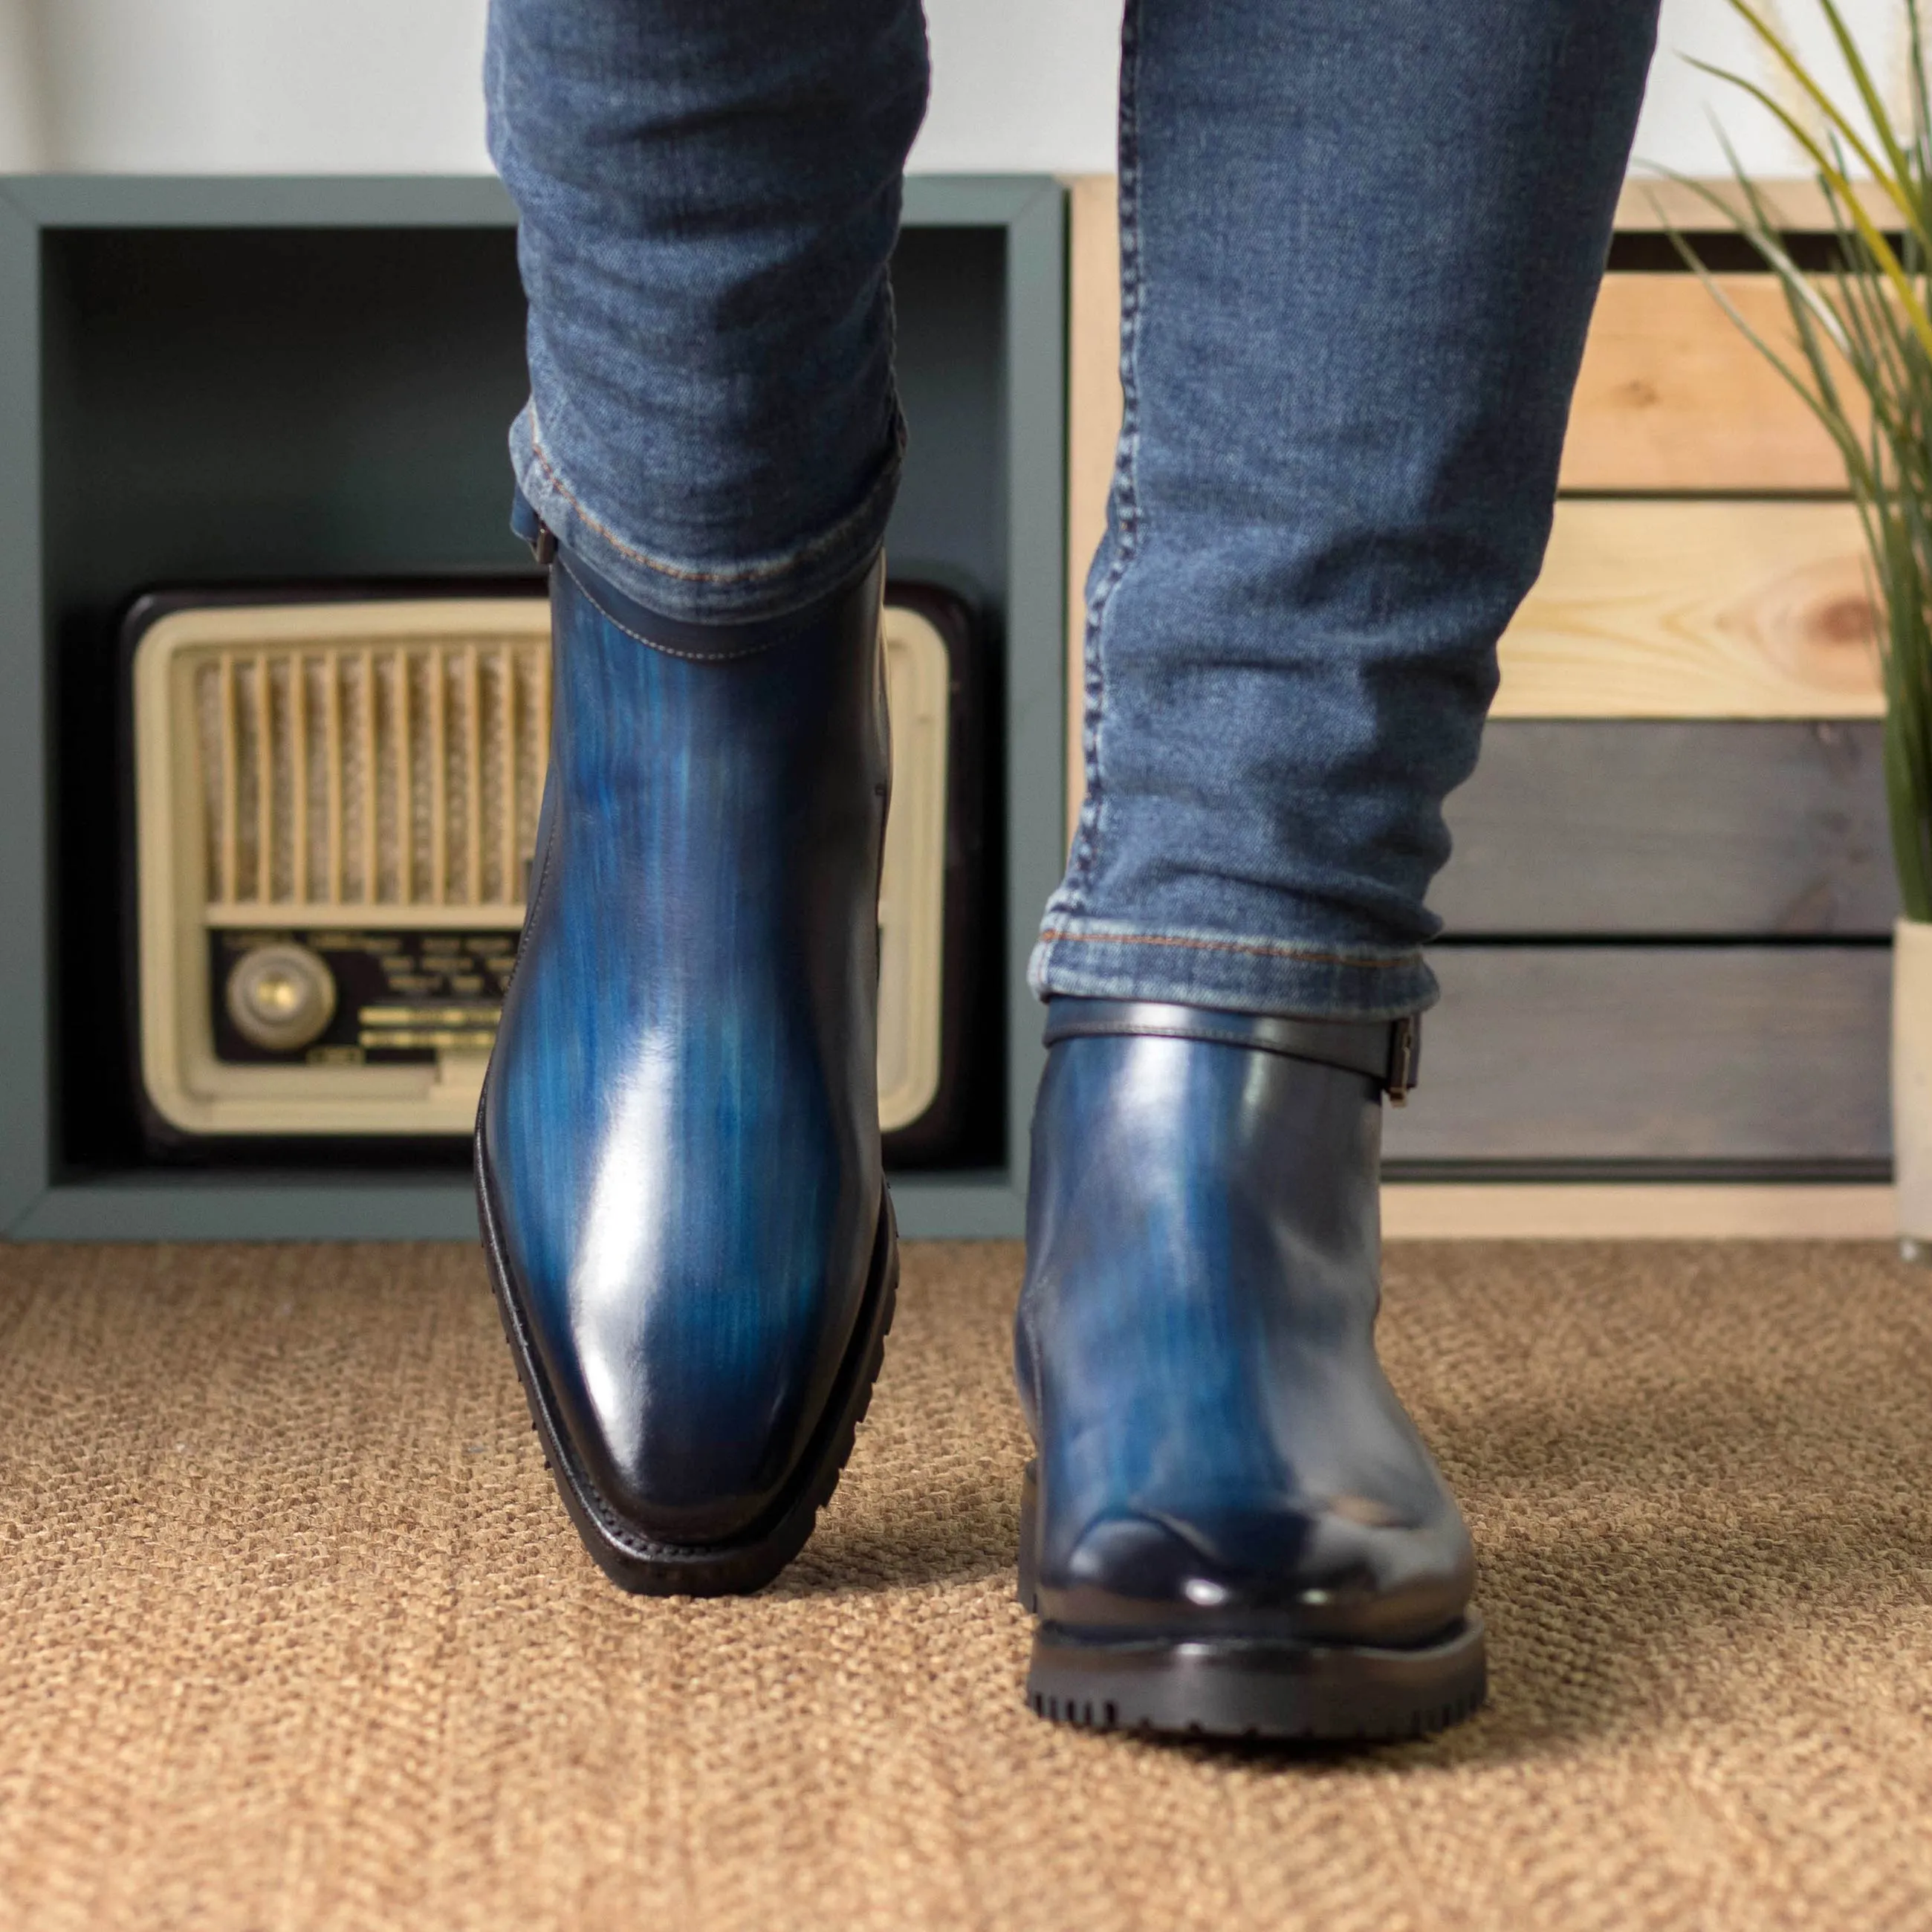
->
[[1024, 1681, 1487, 1742]]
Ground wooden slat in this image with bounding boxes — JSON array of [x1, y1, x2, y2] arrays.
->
[[1066, 175, 1122, 844], [1382, 945, 1891, 1167], [1561, 273, 1859, 491], [1612, 176, 1903, 234], [1497, 499, 1881, 718], [1382, 1181, 1895, 1240], [1438, 721, 1897, 935]]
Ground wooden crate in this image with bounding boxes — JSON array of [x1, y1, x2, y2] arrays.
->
[[1559, 275, 1856, 493], [1061, 175, 1896, 1234], [1497, 500, 1878, 719]]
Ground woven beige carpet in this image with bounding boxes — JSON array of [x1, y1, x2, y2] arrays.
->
[[3, 1236, 1932, 1931]]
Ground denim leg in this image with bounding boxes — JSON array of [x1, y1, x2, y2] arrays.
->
[[485, 0, 930, 624], [1032, 0, 1662, 1022]]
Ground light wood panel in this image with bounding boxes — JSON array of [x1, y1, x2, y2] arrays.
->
[[1066, 175, 1122, 841], [1381, 1181, 1895, 1239], [1060, 180, 1881, 773], [1561, 273, 1858, 491], [1497, 499, 1881, 718], [1381, 945, 1891, 1167], [1612, 176, 1903, 233], [1436, 721, 1896, 934]]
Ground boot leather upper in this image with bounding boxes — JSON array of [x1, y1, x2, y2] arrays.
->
[[481, 551, 889, 1547], [1017, 1013, 1476, 1647]]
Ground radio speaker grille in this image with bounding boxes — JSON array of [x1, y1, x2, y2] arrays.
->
[[134, 591, 953, 1143], [195, 639, 551, 915]]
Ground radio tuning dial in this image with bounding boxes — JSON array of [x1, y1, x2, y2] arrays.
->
[[226, 942, 337, 1053]]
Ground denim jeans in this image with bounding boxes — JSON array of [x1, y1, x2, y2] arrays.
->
[[487, 0, 1661, 1022]]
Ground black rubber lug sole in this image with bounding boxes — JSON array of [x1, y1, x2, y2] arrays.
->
[[1017, 1462, 1487, 1742], [476, 1105, 897, 1598]]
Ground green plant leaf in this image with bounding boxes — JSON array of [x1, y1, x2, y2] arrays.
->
[[1687, 62, 1932, 356], [1719, 0, 1932, 252], [1668, 1, 1932, 917]]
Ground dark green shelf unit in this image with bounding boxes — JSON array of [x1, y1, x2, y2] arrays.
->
[[0, 174, 1066, 1239]]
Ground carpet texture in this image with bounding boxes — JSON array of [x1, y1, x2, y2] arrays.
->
[[3, 1236, 1931, 1931]]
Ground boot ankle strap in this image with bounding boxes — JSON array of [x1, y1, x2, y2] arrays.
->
[[1042, 999, 1420, 1104]]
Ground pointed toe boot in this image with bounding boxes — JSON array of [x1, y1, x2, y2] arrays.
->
[[476, 539, 897, 1595], [1015, 999, 1485, 1740]]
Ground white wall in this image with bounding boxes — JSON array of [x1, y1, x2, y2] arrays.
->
[[7, 0, 491, 173], [0, 0, 47, 169], [0, 0, 1910, 179]]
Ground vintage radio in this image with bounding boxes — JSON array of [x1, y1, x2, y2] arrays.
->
[[127, 581, 982, 1161]]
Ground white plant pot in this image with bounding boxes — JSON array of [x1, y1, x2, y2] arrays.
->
[[1894, 917, 1932, 1260]]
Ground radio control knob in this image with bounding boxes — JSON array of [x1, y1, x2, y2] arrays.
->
[[227, 942, 337, 1052]]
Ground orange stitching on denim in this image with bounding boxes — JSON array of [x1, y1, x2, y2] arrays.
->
[[1036, 929, 1416, 969]]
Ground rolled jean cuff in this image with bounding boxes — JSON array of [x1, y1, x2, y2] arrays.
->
[[508, 402, 904, 626], [1028, 918, 1440, 1023]]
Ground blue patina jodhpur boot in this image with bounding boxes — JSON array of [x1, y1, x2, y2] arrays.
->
[[1015, 999, 1485, 1738], [476, 530, 897, 1595]]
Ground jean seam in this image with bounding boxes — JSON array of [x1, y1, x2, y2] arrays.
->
[[525, 401, 904, 592], [1057, 0, 1145, 921], [1037, 926, 1421, 970]]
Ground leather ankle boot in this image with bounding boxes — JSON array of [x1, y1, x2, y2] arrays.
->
[[476, 537, 897, 1595], [1014, 998, 1485, 1739]]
